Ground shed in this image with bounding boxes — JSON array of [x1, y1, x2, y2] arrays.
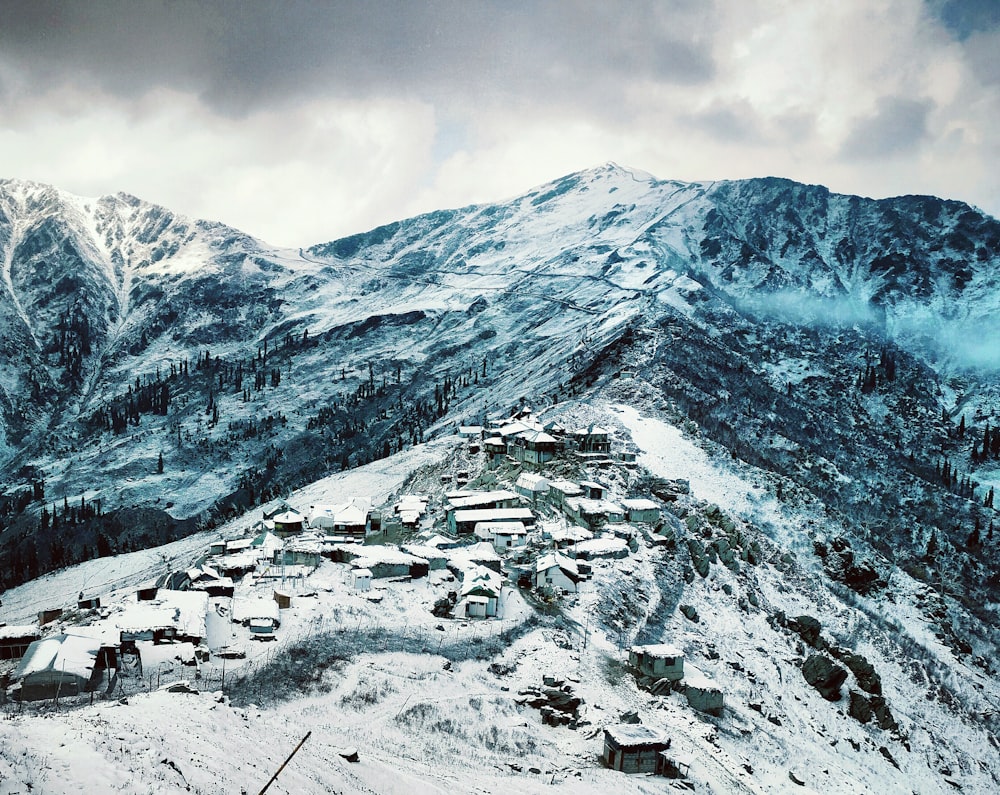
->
[[622, 498, 661, 524], [0, 625, 41, 660], [77, 596, 102, 611], [459, 565, 502, 617], [38, 608, 63, 626], [11, 632, 105, 701], [273, 589, 292, 609], [351, 568, 373, 592], [602, 724, 671, 774], [629, 644, 684, 681], [684, 664, 725, 716]]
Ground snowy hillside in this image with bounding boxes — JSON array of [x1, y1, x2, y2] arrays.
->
[[1, 398, 997, 794]]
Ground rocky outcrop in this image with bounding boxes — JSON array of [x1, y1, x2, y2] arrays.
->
[[801, 654, 847, 701]]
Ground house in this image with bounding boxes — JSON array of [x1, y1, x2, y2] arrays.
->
[[475, 521, 528, 554], [186, 566, 235, 597], [514, 473, 550, 504], [534, 551, 580, 593], [350, 546, 430, 579], [684, 665, 724, 716], [10, 631, 109, 701], [276, 534, 323, 567], [0, 625, 41, 660], [251, 529, 285, 560], [401, 543, 449, 570], [446, 489, 520, 517], [578, 480, 606, 500], [271, 509, 306, 537], [602, 724, 671, 774], [483, 436, 507, 467], [573, 425, 612, 454], [629, 644, 684, 681], [448, 541, 502, 574], [564, 497, 626, 530], [351, 567, 373, 592], [115, 589, 208, 646], [449, 507, 535, 535], [550, 525, 594, 549], [622, 498, 661, 525], [214, 550, 260, 579], [458, 565, 502, 618], [547, 479, 584, 508], [310, 499, 371, 539], [509, 429, 558, 465]]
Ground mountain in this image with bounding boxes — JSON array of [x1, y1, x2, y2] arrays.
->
[[0, 166, 998, 591], [0, 165, 999, 792]]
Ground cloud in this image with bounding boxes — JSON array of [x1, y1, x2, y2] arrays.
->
[[839, 96, 935, 158], [0, 0, 999, 244]]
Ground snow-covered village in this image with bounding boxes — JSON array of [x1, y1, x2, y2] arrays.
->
[[3, 391, 999, 794]]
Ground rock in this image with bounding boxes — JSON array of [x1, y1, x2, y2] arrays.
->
[[879, 746, 899, 770], [680, 604, 700, 623], [870, 696, 898, 732], [848, 690, 873, 724], [789, 770, 806, 786], [619, 710, 641, 724], [789, 615, 824, 648], [338, 747, 359, 763], [802, 654, 848, 701], [839, 652, 882, 695]]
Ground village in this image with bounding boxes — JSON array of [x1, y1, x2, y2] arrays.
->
[[1, 408, 728, 783]]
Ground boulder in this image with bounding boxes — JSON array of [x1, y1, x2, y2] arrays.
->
[[680, 604, 700, 623], [848, 690, 873, 724], [789, 615, 823, 648], [802, 654, 848, 701]]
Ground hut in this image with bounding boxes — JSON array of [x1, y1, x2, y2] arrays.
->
[[272, 509, 306, 537], [37, 608, 63, 626], [273, 589, 292, 609], [622, 498, 661, 524], [11, 632, 105, 700], [684, 665, 724, 716], [514, 473, 550, 504], [602, 724, 671, 774], [629, 644, 684, 681], [351, 568, 373, 592], [449, 507, 535, 535], [0, 625, 41, 660]]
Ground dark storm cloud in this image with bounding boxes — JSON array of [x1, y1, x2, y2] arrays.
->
[[927, 0, 1000, 39], [839, 96, 934, 159], [0, 0, 717, 115]]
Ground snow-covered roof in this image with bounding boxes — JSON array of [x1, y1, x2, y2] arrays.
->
[[226, 538, 253, 552], [458, 425, 484, 435], [351, 546, 427, 567], [535, 551, 579, 577], [13, 632, 102, 682], [551, 526, 593, 544], [0, 624, 40, 640], [477, 521, 527, 536], [604, 723, 669, 748], [272, 510, 305, 524], [548, 479, 584, 496], [401, 543, 448, 561], [574, 537, 628, 556], [112, 590, 208, 639], [447, 489, 517, 509], [515, 473, 550, 491], [452, 507, 534, 523], [621, 498, 660, 511], [566, 497, 624, 516], [631, 643, 684, 659], [684, 664, 721, 692], [515, 429, 557, 445], [352, 568, 373, 578], [460, 565, 502, 597], [231, 596, 280, 623]]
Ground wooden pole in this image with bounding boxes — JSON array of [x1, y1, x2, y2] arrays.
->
[[256, 731, 311, 795]]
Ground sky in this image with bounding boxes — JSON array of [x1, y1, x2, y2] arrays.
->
[[0, 0, 998, 247]]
